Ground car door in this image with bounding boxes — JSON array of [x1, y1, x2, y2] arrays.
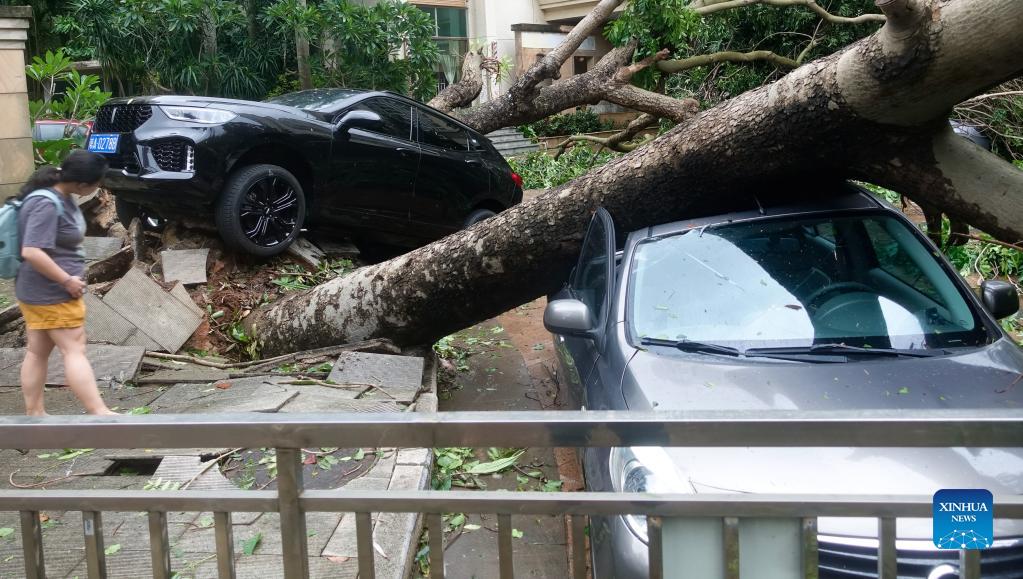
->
[[552, 208, 616, 410], [410, 107, 490, 238], [324, 97, 420, 231]]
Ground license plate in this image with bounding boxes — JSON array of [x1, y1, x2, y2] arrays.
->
[[87, 133, 119, 154]]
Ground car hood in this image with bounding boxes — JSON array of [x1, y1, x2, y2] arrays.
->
[[621, 339, 1023, 539], [103, 95, 319, 121]]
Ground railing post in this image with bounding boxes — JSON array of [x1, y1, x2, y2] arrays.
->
[[427, 513, 445, 579], [356, 512, 375, 579], [647, 515, 663, 579], [722, 516, 740, 579], [148, 511, 172, 579], [960, 549, 980, 579], [82, 511, 107, 578], [498, 513, 514, 579], [215, 512, 237, 579], [276, 448, 309, 579], [877, 517, 896, 579], [801, 517, 819, 579], [20, 511, 44, 579], [571, 515, 587, 579]]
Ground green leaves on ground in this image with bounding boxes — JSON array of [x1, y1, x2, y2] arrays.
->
[[37, 448, 93, 461], [0, 528, 14, 539], [242, 533, 262, 556], [104, 544, 121, 556], [144, 478, 182, 491]]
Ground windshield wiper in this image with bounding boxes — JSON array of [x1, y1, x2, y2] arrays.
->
[[640, 337, 741, 357], [745, 343, 945, 358]]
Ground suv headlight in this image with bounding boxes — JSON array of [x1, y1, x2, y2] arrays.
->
[[610, 447, 688, 544], [160, 106, 236, 125]]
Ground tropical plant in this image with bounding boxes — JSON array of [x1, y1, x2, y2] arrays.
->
[[519, 109, 615, 139], [509, 147, 621, 190]]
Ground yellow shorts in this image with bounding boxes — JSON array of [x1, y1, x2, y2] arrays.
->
[[18, 298, 86, 330]]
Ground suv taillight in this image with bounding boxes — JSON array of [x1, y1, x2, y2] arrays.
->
[[511, 172, 523, 188]]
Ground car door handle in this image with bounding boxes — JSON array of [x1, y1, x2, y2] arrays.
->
[[396, 147, 415, 157], [465, 159, 482, 165]]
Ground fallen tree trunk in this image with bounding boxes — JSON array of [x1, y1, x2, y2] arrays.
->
[[248, 0, 1023, 355]]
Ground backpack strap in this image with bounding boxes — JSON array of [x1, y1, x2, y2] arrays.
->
[[24, 190, 65, 218]]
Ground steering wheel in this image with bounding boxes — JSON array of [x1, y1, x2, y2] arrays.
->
[[805, 281, 875, 311]]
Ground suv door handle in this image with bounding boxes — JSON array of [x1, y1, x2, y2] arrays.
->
[[465, 158, 482, 165], [396, 147, 415, 157]]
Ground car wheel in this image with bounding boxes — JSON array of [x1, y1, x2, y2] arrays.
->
[[215, 164, 306, 257], [464, 208, 497, 228]]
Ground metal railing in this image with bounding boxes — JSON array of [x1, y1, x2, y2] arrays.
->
[[0, 409, 1021, 579]]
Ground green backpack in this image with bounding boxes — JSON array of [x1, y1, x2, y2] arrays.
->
[[0, 190, 64, 279]]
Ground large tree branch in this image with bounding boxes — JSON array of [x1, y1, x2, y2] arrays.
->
[[426, 50, 484, 111], [249, 0, 1023, 355], [694, 0, 886, 24], [658, 50, 798, 74]]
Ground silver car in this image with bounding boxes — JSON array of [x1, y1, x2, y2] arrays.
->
[[545, 185, 1023, 578]]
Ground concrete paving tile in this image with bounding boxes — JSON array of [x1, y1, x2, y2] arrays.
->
[[83, 236, 123, 262], [328, 352, 423, 392], [149, 379, 296, 414], [0, 345, 144, 387], [103, 268, 201, 353], [161, 249, 209, 285], [84, 292, 136, 345], [174, 512, 339, 557], [359, 451, 396, 480], [168, 283, 204, 318], [0, 545, 83, 578], [396, 448, 431, 467], [387, 464, 429, 492], [279, 390, 402, 412], [152, 456, 235, 491], [373, 511, 419, 579]]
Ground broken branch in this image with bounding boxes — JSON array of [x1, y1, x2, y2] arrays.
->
[[658, 50, 798, 73], [694, 0, 886, 25]]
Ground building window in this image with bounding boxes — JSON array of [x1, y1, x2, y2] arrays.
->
[[574, 56, 591, 75], [417, 5, 469, 93]]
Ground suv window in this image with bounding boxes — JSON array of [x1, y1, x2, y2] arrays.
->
[[350, 98, 413, 141], [572, 214, 611, 319], [418, 110, 469, 151]]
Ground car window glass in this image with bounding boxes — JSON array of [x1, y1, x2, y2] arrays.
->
[[352, 98, 413, 141], [629, 213, 985, 350], [571, 216, 610, 320], [34, 124, 65, 141], [418, 110, 469, 151]]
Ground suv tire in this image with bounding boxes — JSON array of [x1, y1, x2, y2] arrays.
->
[[464, 208, 497, 228], [216, 164, 306, 257]]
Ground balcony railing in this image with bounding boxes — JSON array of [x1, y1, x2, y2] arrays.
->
[[0, 409, 1021, 579]]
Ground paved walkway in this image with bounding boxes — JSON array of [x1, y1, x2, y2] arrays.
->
[[0, 351, 436, 579]]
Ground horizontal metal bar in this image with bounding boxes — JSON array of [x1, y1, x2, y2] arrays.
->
[[2, 489, 1021, 520], [0, 410, 1019, 449], [301, 491, 1023, 519], [0, 490, 278, 512]]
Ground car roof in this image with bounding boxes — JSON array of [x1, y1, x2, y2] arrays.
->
[[636, 183, 887, 239]]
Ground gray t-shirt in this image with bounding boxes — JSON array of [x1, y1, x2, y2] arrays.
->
[[15, 191, 86, 305]]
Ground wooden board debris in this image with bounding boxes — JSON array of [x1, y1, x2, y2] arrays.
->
[[84, 293, 136, 345], [0, 344, 145, 386], [103, 268, 202, 353], [82, 236, 123, 262], [160, 248, 209, 285], [286, 237, 326, 268], [168, 283, 203, 318], [314, 238, 361, 259]]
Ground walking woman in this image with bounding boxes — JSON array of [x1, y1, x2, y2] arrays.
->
[[17, 150, 115, 416]]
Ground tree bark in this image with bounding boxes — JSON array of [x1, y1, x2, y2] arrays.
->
[[427, 50, 485, 111], [248, 0, 1023, 355], [295, 0, 313, 90]]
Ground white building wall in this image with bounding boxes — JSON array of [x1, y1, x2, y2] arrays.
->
[[468, 0, 545, 101]]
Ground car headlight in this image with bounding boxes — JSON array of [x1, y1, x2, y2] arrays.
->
[[610, 447, 688, 544], [160, 106, 236, 125]]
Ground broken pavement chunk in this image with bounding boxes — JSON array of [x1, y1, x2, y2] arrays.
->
[[286, 237, 326, 268], [160, 248, 210, 285], [82, 236, 124, 262], [86, 245, 134, 284], [103, 268, 202, 353], [0, 344, 144, 386]]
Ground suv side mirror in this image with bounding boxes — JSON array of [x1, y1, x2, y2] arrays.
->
[[544, 299, 596, 338], [337, 110, 382, 133], [981, 280, 1019, 320]]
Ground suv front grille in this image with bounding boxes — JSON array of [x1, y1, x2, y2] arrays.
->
[[94, 104, 152, 133], [152, 140, 192, 172], [820, 540, 1023, 578]]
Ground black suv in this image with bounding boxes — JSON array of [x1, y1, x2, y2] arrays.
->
[[89, 89, 524, 256]]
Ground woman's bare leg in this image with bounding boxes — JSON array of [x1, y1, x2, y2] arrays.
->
[[20, 329, 55, 416], [49, 327, 116, 415]]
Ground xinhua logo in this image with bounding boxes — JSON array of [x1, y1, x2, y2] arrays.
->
[[932, 489, 993, 549]]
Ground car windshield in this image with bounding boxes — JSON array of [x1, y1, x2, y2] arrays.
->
[[265, 89, 364, 113], [628, 211, 989, 351]]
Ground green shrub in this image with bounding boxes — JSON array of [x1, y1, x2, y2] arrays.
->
[[519, 109, 614, 139], [509, 147, 620, 190]]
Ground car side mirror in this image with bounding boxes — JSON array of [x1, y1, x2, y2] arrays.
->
[[544, 299, 596, 338], [336, 110, 382, 133], [981, 280, 1019, 320]]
